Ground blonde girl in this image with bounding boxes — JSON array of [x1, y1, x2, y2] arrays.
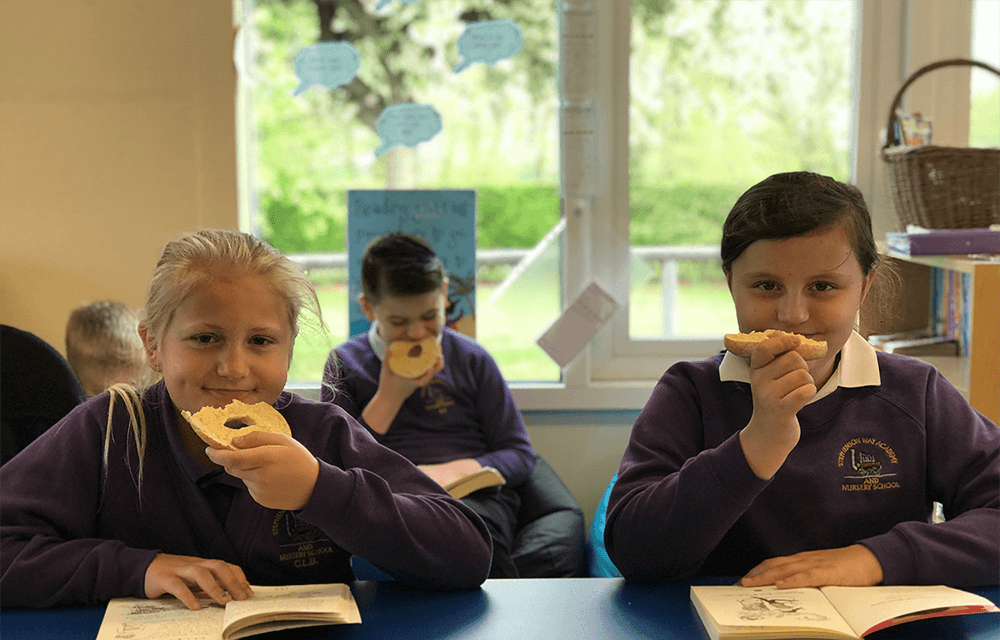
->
[[1, 229, 492, 610]]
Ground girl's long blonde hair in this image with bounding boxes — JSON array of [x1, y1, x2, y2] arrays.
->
[[106, 229, 323, 484]]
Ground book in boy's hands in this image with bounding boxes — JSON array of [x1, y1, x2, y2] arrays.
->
[[690, 584, 999, 640], [444, 466, 505, 499], [96, 583, 361, 640]]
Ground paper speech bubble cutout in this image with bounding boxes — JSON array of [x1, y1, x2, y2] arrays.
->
[[453, 19, 524, 73], [292, 41, 361, 96], [374, 103, 443, 156], [375, 0, 421, 11]]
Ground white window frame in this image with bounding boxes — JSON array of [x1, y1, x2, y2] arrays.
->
[[239, 0, 975, 409], [512, 0, 974, 411]]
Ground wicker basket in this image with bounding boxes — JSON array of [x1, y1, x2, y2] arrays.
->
[[881, 58, 1000, 229]]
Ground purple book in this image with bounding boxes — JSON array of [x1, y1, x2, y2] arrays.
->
[[886, 228, 1000, 255]]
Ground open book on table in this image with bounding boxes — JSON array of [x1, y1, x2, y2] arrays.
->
[[690, 584, 998, 640], [96, 583, 361, 640], [444, 466, 505, 499]]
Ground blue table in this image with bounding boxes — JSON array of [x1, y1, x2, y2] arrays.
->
[[2, 578, 998, 639]]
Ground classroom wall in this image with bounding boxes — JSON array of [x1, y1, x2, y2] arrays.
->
[[0, 0, 238, 353]]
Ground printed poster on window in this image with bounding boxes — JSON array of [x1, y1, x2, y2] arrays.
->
[[347, 190, 477, 339]]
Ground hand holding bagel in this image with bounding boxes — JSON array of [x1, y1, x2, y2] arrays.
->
[[361, 339, 444, 436], [206, 430, 320, 511], [182, 400, 319, 510]]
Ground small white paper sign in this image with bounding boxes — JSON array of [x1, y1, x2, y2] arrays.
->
[[536, 282, 619, 368]]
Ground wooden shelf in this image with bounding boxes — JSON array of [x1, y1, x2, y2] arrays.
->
[[885, 249, 1000, 275], [873, 251, 999, 424]]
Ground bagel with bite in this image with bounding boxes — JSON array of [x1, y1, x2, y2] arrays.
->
[[724, 330, 828, 360], [387, 336, 441, 379], [181, 400, 291, 450]]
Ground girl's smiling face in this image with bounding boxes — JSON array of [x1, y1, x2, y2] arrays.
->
[[141, 271, 294, 415], [727, 223, 874, 386]]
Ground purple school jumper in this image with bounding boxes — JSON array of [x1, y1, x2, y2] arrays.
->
[[322, 328, 535, 487], [0, 382, 492, 607], [606, 351, 999, 586]]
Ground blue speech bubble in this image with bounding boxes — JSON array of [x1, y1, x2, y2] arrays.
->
[[375, 0, 421, 10], [374, 103, 443, 156], [292, 41, 361, 96], [453, 19, 524, 73]]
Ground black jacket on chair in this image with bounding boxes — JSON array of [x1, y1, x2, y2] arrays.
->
[[1, 324, 86, 465], [512, 454, 587, 577]]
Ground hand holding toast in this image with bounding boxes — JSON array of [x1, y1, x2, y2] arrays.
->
[[738, 331, 819, 480]]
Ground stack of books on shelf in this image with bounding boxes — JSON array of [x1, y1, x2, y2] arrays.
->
[[869, 266, 972, 358], [873, 227, 998, 358]]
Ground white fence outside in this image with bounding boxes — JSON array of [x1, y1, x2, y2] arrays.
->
[[288, 244, 720, 338]]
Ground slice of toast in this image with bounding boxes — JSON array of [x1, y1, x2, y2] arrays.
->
[[724, 330, 828, 360]]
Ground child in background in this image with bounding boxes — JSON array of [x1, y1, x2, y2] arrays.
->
[[322, 232, 536, 578], [1, 229, 492, 610], [606, 172, 999, 587], [65, 300, 145, 396]]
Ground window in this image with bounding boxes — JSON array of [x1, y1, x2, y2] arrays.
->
[[970, 0, 1000, 148], [238, 0, 978, 408], [240, 0, 562, 385], [587, 0, 859, 388], [625, 0, 855, 343]]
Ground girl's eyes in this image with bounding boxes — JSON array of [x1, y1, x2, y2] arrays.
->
[[189, 334, 275, 346], [750, 281, 838, 293], [813, 282, 836, 292]]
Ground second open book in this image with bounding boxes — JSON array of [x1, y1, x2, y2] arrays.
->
[[690, 584, 998, 640]]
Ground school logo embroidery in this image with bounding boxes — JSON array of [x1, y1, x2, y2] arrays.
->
[[837, 437, 901, 492], [272, 510, 335, 569], [421, 378, 455, 415]]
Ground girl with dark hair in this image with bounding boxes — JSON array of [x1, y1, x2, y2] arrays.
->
[[606, 172, 999, 588]]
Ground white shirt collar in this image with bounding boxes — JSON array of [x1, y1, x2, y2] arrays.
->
[[367, 321, 387, 361], [719, 330, 880, 403]]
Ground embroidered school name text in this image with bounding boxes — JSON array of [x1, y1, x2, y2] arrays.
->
[[837, 438, 898, 465]]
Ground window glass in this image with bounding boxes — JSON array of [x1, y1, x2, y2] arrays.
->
[[246, 1, 560, 384], [628, 0, 857, 340], [970, 0, 1000, 147]]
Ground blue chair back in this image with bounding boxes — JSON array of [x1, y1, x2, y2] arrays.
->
[[587, 472, 622, 577]]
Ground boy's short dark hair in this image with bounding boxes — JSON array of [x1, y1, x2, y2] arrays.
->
[[361, 233, 447, 304]]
